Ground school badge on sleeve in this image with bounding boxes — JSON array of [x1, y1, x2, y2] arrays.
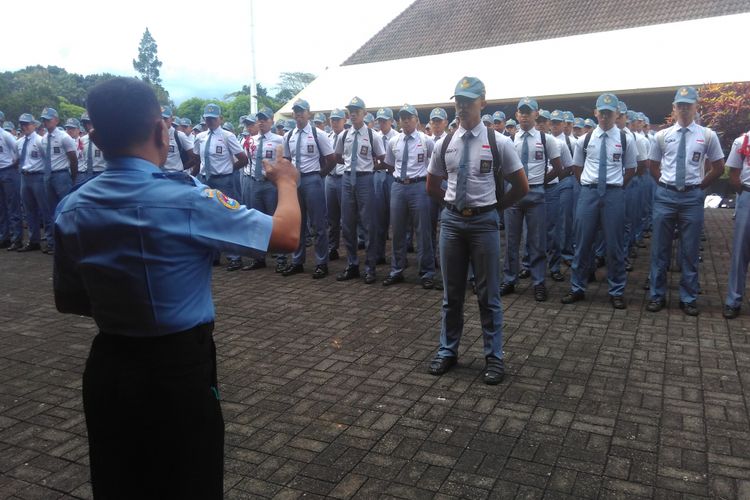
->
[[216, 191, 240, 210]]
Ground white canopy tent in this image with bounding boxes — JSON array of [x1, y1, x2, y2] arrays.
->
[[278, 13, 750, 116]]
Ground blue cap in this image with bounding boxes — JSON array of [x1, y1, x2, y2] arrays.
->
[[517, 97, 539, 111], [492, 111, 506, 123], [573, 117, 585, 129], [481, 114, 493, 124], [222, 122, 235, 132], [284, 119, 295, 131], [346, 96, 366, 110], [19, 113, 34, 123], [80, 112, 90, 122], [626, 110, 638, 122], [398, 104, 417, 117], [203, 103, 221, 118], [313, 112, 326, 124], [193, 124, 201, 131], [550, 109, 564, 122], [328, 108, 345, 120], [274, 119, 285, 129], [636, 112, 645, 122], [344, 119, 352, 128], [617, 101, 628, 114], [292, 99, 310, 111], [376, 108, 393, 120], [584, 118, 596, 127], [161, 106, 173, 118], [3, 121, 13, 131], [452, 76, 485, 100], [241, 114, 256, 124], [256, 107, 274, 120], [429, 108, 448, 121], [643, 115, 650, 125], [181, 117, 193, 127], [538, 109, 551, 120], [595, 93, 619, 112], [33, 120, 41, 127], [674, 86, 698, 104], [563, 111, 575, 124], [241, 130, 250, 137], [40, 107, 59, 120], [506, 119, 517, 127], [64, 118, 80, 128], [364, 113, 374, 124]]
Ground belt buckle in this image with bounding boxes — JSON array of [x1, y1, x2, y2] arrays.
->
[[677, 186, 685, 192], [461, 208, 473, 216]]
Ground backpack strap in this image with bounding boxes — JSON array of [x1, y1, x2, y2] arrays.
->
[[540, 131, 548, 168], [439, 132, 455, 169], [620, 129, 627, 158], [368, 127, 375, 159], [486, 129, 504, 209], [582, 131, 593, 163]]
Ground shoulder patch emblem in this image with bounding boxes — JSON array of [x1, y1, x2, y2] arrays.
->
[[216, 190, 240, 210]]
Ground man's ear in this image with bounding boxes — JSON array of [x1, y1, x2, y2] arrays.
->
[[89, 129, 101, 150], [155, 118, 169, 150]]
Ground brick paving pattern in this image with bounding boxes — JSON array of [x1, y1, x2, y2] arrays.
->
[[0, 208, 749, 499]]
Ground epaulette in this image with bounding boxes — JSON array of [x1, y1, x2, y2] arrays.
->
[[152, 171, 198, 185]]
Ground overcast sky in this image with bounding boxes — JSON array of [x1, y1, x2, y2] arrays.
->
[[3, 0, 410, 104]]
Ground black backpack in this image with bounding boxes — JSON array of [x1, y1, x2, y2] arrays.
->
[[173, 129, 191, 166], [440, 129, 503, 210]]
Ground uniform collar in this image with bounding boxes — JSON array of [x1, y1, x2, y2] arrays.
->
[[294, 122, 312, 135], [519, 127, 540, 138], [675, 121, 698, 133], [596, 125, 618, 140], [352, 124, 368, 134], [458, 122, 485, 139], [106, 156, 161, 172], [403, 129, 420, 141], [256, 131, 274, 140]]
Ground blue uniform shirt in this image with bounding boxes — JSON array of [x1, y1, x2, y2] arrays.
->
[[53, 156, 273, 337]]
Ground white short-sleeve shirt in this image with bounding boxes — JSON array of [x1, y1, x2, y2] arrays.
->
[[247, 131, 283, 179], [81, 134, 106, 172], [0, 129, 18, 169], [513, 127, 561, 185], [193, 127, 243, 176], [40, 128, 76, 172], [726, 133, 750, 186], [284, 122, 334, 174], [649, 122, 723, 186], [163, 127, 194, 172], [385, 130, 435, 179], [334, 125, 385, 173], [18, 133, 44, 172], [574, 126, 637, 186]]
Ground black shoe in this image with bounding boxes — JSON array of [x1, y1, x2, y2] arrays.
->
[[499, 222, 505, 231], [421, 276, 434, 290], [499, 282, 515, 296], [305, 237, 313, 248], [0, 239, 10, 249], [550, 271, 565, 282], [723, 305, 740, 319], [469, 279, 476, 295], [610, 295, 626, 309], [483, 357, 505, 385], [635, 240, 646, 248], [428, 355, 457, 376], [275, 262, 287, 273], [337, 266, 360, 281], [382, 274, 404, 286], [242, 260, 266, 271], [312, 264, 328, 279], [407, 244, 415, 253], [646, 298, 666, 312], [375, 257, 387, 265], [363, 273, 377, 284], [43, 247, 54, 255], [595, 256, 606, 268], [587, 271, 597, 283], [642, 277, 650, 291], [643, 230, 651, 239], [328, 249, 339, 261], [629, 248, 637, 259], [6, 240, 22, 251], [212, 257, 221, 266], [625, 262, 634, 272], [226, 259, 242, 271], [563, 259, 572, 267], [17, 242, 41, 252], [679, 301, 699, 316], [533, 284, 547, 302], [357, 241, 366, 250], [518, 269, 530, 279], [282, 263, 304, 276], [561, 291, 585, 304]]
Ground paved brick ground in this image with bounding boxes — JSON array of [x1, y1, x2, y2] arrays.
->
[[1, 208, 750, 499]]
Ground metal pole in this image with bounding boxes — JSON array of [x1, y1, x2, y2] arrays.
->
[[249, 0, 258, 115]]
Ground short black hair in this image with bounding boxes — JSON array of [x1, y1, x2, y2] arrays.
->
[[86, 78, 160, 158]]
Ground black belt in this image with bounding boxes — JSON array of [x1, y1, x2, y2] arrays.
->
[[208, 172, 233, 178], [51, 170, 69, 175], [582, 184, 622, 189], [742, 186, 750, 193], [658, 182, 701, 192], [344, 171, 372, 176], [394, 176, 426, 184], [22, 170, 43, 176], [300, 171, 320, 177], [529, 183, 545, 188], [251, 176, 266, 182], [445, 203, 497, 216], [328, 173, 342, 178]]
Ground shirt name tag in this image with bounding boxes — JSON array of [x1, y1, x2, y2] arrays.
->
[[417, 153, 424, 163], [480, 160, 492, 173], [53, 146, 61, 154], [692, 152, 701, 162], [613, 153, 621, 162], [95, 150, 101, 157], [265, 150, 273, 159], [169, 145, 175, 153], [360, 145, 369, 156], [307, 145, 315, 154], [216, 146, 223, 154], [535, 151, 543, 160]]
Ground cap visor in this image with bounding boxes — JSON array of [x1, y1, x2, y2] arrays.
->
[[451, 91, 481, 99]]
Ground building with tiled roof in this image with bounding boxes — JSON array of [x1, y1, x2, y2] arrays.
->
[[279, 0, 750, 123]]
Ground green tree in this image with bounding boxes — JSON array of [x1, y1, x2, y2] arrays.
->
[[176, 97, 212, 124], [58, 96, 86, 121], [133, 28, 163, 86], [274, 72, 316, 102], [698, 82, 750, 153]]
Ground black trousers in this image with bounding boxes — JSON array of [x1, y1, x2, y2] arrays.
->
[[82, 323, 224, 499]]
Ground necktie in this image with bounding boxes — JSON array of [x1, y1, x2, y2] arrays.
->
[[400, 135, 411, 180], [350, 130, 360, 183], [19, 136, 29, 168], [455, 133, 472, 211], [44, 132, 52, 176], [676, 128, 687, 190], [597, 132, 608, 196], [295, 129, 303, 168], [382, 133, 388, 152], [254, 135, 265, 180], [565, 135, 573, 157], [87, 138, 93, 170], [204, 130, 214, 182], [521, 132, 530, 176]]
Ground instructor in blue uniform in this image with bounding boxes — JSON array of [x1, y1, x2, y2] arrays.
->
[[52, 78, 301, 499]]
